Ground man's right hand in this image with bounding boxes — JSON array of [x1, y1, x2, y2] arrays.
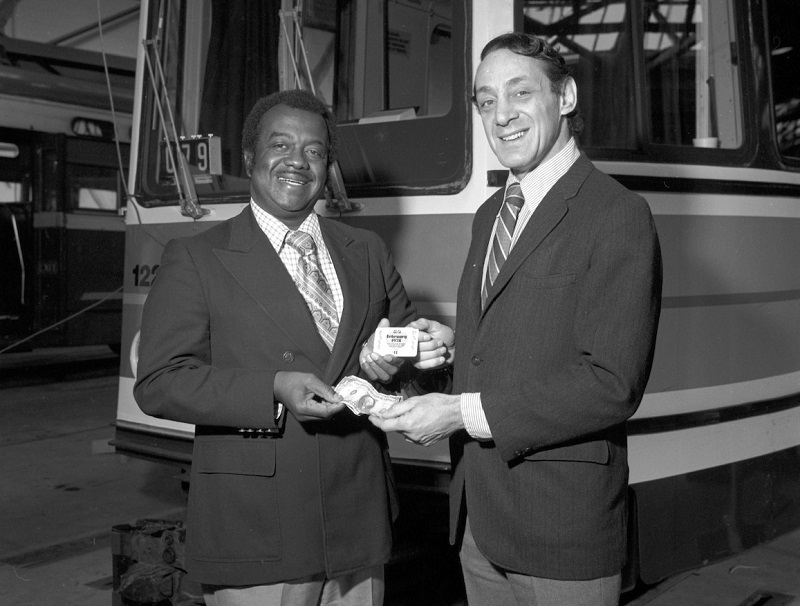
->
[[274, 371, 345, 422]]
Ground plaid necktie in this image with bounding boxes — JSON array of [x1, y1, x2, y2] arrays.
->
[[482, 182, 525, 308], [285, 230, 339, 351]]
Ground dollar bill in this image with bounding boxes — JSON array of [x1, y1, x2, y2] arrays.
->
[[334, 375, 401, 417]]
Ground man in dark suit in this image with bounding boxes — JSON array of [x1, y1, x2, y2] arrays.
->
[[369, 33, 662, 605], [134, 89, 423, 605]]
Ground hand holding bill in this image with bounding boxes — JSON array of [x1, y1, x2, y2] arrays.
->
[[274, 371, 345, 422], [369, 391, 463, 446]]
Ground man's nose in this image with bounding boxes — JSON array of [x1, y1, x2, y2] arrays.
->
[[284, 147, 309, 168], [495, 96, 519, 125]]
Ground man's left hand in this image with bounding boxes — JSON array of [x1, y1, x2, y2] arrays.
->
[[369, 392, 463, 446]]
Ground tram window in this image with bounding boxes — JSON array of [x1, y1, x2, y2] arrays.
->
[[77, 188, 117, 211], [766, 0, 800, 159], [69, 165, 120, 212], [337, 2, 453, 121], [644, 0, 742, 149], [523, 0, 742, 151], [0, 182, 22, 202], [333, 0, 467, 194], [524, 0, 638, 149]]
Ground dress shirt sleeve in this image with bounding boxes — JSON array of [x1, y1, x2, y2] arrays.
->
[[460, 392, 492, 440]]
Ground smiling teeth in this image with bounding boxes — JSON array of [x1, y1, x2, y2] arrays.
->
[[501, 132, 524, 141]]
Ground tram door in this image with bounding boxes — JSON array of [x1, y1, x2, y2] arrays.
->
[[0, 129, 33, 348]]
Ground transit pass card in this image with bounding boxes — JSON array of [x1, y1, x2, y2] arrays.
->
[[373, 327, 419, 357]]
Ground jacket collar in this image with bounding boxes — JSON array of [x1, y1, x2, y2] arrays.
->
[[476, 154, 594, 318], [215, 207, 368, 379]]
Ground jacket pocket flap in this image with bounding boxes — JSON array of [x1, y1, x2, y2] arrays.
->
[[194, 438, 276, 476], [524, 439, 609, 464]]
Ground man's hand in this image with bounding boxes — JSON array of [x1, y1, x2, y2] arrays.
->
[[360, 318, 405, 383], [369, 392, 463, 446], [408, 318, 455, 369], [274, 371, 345, 422]]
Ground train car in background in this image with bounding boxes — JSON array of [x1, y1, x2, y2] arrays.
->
[[0, 37, 133, 353], [113, 0, 800, 589]]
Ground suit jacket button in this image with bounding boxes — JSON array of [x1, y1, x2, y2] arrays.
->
[[471, 356, 482, 366], [282, 351, 294, 363]]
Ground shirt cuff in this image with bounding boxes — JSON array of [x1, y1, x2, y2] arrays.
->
[[460, 392, 492, 440]]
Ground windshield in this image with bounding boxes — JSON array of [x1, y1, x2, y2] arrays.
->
[[136, 0, 469, 205]]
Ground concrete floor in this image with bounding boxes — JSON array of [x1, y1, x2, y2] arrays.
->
[[0, 367, 186, 605]]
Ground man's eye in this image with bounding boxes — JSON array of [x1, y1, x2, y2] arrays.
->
[[307, 148, 324, 158], [514, 90, 531, 98], [478, 99, 495, 110]]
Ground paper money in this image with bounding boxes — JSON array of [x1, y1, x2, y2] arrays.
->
[[334, 375, 401, 417], [373, 327, 419, 357]]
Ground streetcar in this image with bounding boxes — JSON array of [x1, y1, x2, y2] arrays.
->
[[0, 35, 134, 353], [113, 0, 800, 589]]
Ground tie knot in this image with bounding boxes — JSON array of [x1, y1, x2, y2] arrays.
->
[[286, 230, 316, 255], [505, 183, 524, 210]]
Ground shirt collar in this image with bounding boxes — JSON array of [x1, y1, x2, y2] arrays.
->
[[508, 137, 579, 190], [249, 200, 323, 253]]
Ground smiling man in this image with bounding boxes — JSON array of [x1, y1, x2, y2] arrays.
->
[[367, 33, 663, 605], [134, 90, 419, 606]]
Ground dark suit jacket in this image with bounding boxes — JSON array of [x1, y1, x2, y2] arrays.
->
[[450, 154, 662, 580], [134, 206, 416, 586]]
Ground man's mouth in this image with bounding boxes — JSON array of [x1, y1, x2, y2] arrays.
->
[[277, 173, 310, 186], [500, 130, 526, 142]]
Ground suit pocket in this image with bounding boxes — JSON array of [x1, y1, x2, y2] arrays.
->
[[194, 437, 276, 475], [189, 438, 281, 562], [524, 439, 609, 465]]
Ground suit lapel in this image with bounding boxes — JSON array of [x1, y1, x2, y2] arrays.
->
[[320, 220, 368, 384], [466, 189, 503, 324], [481, 155, 594, 314], [214, 208, 331, 371]]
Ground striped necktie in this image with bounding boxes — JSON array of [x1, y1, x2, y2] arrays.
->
[[482, 182, 525, 308], [285, 230, 339, 351]]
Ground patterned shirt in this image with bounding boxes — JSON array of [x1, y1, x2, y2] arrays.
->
[[250, 200, 344, 319]]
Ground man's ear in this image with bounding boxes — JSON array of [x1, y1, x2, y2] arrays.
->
[[560, 76, 577, 116], [243, 151, 253, 177]]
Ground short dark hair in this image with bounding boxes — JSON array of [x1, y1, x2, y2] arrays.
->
[[241, 89, 339, 168], [475, 32, 583, 135]]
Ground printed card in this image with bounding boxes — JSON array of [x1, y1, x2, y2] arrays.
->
[[373, 327, 419, 357]]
